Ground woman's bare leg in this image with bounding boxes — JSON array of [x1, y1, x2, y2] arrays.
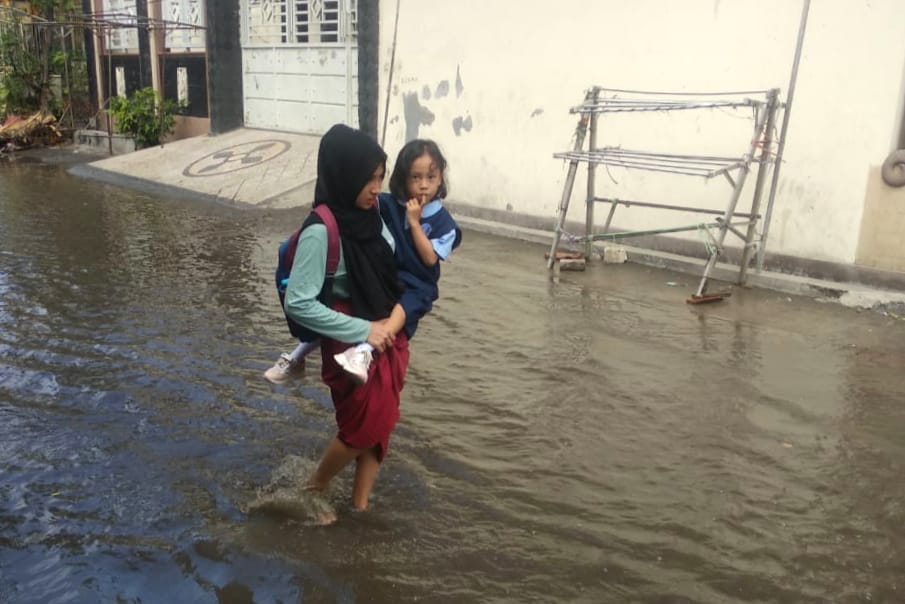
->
[[306, 439, 384, 514], [307, 436, 362, 491], [351, 446, 381, 511], [304, 437, 368, 524]]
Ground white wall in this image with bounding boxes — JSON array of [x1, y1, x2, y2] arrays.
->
[[377, 0, 905, 265]]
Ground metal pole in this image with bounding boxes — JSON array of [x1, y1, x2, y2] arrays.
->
[[547, 88, 598, 269], [738, 88, 779, 284], [380, 0, 401, 148], [693, 102, 771, 297], [147, 0, 162, 103], [61, 25, 74, 129], [105, 27, 113, 156], [344, 0, 354, 125], [585, 111, 598, 259], [601, 202, 618, 235], [757, 0, 811, 272]]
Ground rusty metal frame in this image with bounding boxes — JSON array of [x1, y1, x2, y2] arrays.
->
[[548, 86, 782, 301]]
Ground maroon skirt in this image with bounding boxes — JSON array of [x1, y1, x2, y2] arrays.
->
[[321, 300, 410, 461]]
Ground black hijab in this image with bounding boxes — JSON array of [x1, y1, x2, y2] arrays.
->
[[313, 124, 401, 320]]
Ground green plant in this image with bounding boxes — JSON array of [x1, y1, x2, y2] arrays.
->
[[0, 26, 43, 113], [1, 2, 87, 118], [108, 87, 182, 148]]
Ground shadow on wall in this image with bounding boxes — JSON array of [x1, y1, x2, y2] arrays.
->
[[399, 65, 472, 141]]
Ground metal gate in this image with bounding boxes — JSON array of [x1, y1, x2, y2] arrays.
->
[[242, 0, 358, 134]]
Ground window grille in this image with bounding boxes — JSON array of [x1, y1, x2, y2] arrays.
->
[[246, 0, 356, 45], [246, 0, 287, 45], [105, 0, 138, 51], [164, 0, 206, 50]]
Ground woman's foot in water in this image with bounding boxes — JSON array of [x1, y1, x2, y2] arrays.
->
[[303, 484, 338, 525]]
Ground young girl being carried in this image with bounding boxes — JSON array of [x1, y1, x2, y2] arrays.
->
[[333, 138, 461, 381], [264, 139, 461, 385]]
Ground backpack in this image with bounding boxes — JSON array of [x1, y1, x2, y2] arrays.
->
[[275, 204, 340, 341]]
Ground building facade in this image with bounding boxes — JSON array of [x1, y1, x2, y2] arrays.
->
[[88, 0, 210, 138], [374, 0, 905, 282], [88, 0, 905, 284]]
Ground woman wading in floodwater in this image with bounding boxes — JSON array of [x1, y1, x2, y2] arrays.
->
[[282, 124, 408, 521]]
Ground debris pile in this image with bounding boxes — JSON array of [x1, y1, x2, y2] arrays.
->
[[0, 112, 63, 153]]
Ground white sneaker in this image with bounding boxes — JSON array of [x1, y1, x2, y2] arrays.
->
[[263, 353, 305, 384], [333, 347, 372, 385]]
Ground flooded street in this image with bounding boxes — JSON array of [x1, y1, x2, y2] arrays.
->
[[2, 156, 905, 603]]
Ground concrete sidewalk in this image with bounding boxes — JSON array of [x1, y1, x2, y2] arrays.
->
[[70, 128, 320, 210], [65, 128, 905, 314], [458, 215, 905, 312]]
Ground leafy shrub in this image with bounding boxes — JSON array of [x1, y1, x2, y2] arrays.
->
[[108, 87, 182, 148]]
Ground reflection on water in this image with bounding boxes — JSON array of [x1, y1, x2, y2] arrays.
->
[[2, 156, 905, 603]]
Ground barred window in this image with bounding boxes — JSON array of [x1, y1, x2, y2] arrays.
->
[[163, 0, 206, 50], [104, 0, 138, 51], [247, 0, 356, 45], [295, 0, 338, 43]]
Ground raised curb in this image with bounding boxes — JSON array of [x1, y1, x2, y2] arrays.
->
[[68, 163, 242, 208], [455, 215, 905, 313]]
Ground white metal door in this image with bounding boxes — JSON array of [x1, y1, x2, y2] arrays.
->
[[242, 0, 358, 134]]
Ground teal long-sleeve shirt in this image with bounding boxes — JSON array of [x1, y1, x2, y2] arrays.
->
[[283, 221, 395, 344]]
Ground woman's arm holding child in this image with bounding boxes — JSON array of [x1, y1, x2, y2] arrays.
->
[[376, 303, 406, 339], [286, 224, 395, 351], [366, 319, 397, 352]]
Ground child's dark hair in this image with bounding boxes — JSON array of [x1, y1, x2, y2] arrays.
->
[[388, 139, 449, 200]]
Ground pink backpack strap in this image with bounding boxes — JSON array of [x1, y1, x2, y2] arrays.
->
[[312, 204, 340, 274]]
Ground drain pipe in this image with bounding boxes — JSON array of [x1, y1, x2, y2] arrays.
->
[[881, 150, 905, 187], [756, 0, 811, 272]]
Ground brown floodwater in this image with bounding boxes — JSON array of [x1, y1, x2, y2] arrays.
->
[[1, 155, 905, 603]]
